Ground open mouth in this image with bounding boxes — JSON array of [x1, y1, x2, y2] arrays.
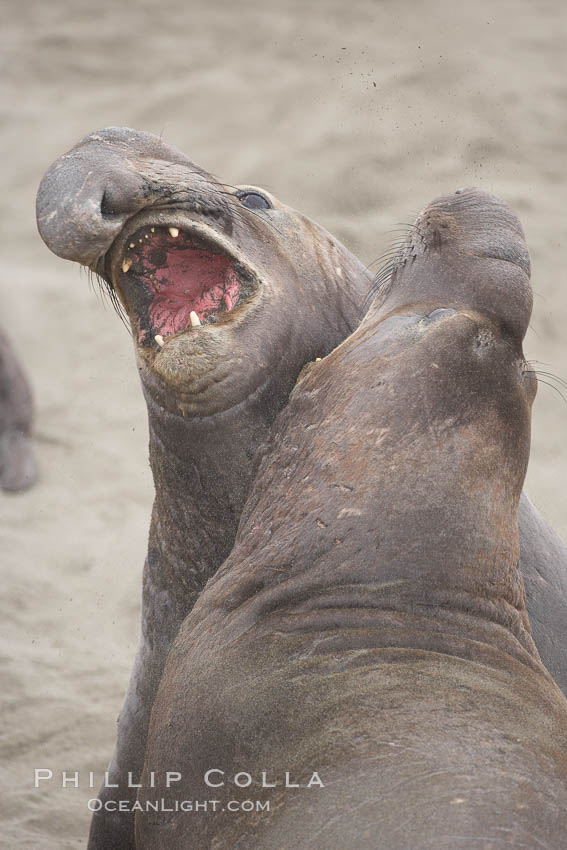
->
[[110, 221, 258, 347]]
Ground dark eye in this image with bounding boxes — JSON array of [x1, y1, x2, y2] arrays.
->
[[237, 191, 272, 210]]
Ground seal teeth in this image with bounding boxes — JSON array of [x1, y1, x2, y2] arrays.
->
[[169, 227, 179, 238], [189, 311, 201, 327], [122, 258, 132, 273], [154, 335, 165, 347]]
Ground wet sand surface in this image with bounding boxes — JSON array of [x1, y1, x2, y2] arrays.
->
[[2, 1, 566, 845]]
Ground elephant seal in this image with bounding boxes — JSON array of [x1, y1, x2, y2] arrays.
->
[[137, 188, 567, 849], [0, 328, 37, 492], [368, 190, 567, 695], [36, 127, 374, 850]]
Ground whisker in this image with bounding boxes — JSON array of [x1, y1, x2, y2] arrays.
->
[[526, 373, 567, 406], [87, 268, 131, 333], [366, 248, 408, 269], [531, 370, 567, 391]]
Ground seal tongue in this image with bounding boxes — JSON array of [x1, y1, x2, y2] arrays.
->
[[148, 246, 241, 335]]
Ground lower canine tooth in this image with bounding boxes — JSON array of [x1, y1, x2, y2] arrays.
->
[[189, 311, 201, 327], [154, 335, 165, 347], [122, 258, 132, 273], [169, 227, 179, 238]]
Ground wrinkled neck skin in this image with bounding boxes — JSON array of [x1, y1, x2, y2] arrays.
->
[[141, 364, 287, 610]]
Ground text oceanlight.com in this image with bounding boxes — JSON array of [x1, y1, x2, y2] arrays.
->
[[87, 798, 271, 813]]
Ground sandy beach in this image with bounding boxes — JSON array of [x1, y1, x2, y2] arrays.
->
[[2, 1, 567, 846]]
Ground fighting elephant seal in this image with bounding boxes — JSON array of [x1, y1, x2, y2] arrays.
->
[[371, 191, 567, 695], [36, 127, 374, 849], [137, 188, 567, 849], [0, 328, 37, 492]]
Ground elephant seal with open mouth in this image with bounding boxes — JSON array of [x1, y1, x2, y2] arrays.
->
[[36, 127, 374, 849], [137, 188, 567, 849]]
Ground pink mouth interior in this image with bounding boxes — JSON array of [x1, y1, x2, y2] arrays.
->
[[121, 229, 242, 341], [149, 247, 241, 336]]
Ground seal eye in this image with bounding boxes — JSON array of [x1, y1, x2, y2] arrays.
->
[[237, 191, 272, 211]]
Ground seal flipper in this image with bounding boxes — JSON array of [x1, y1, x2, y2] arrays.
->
[[0, 330, 37, 493], [0, 428, 37, 492]]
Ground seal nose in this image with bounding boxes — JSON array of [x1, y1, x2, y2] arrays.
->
[[36, 126, 192, 270], [36, 129, 152, 268], [367, 188, 533, 345]]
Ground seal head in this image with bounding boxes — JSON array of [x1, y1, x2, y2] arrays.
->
[[37, 127, 370, 419]]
